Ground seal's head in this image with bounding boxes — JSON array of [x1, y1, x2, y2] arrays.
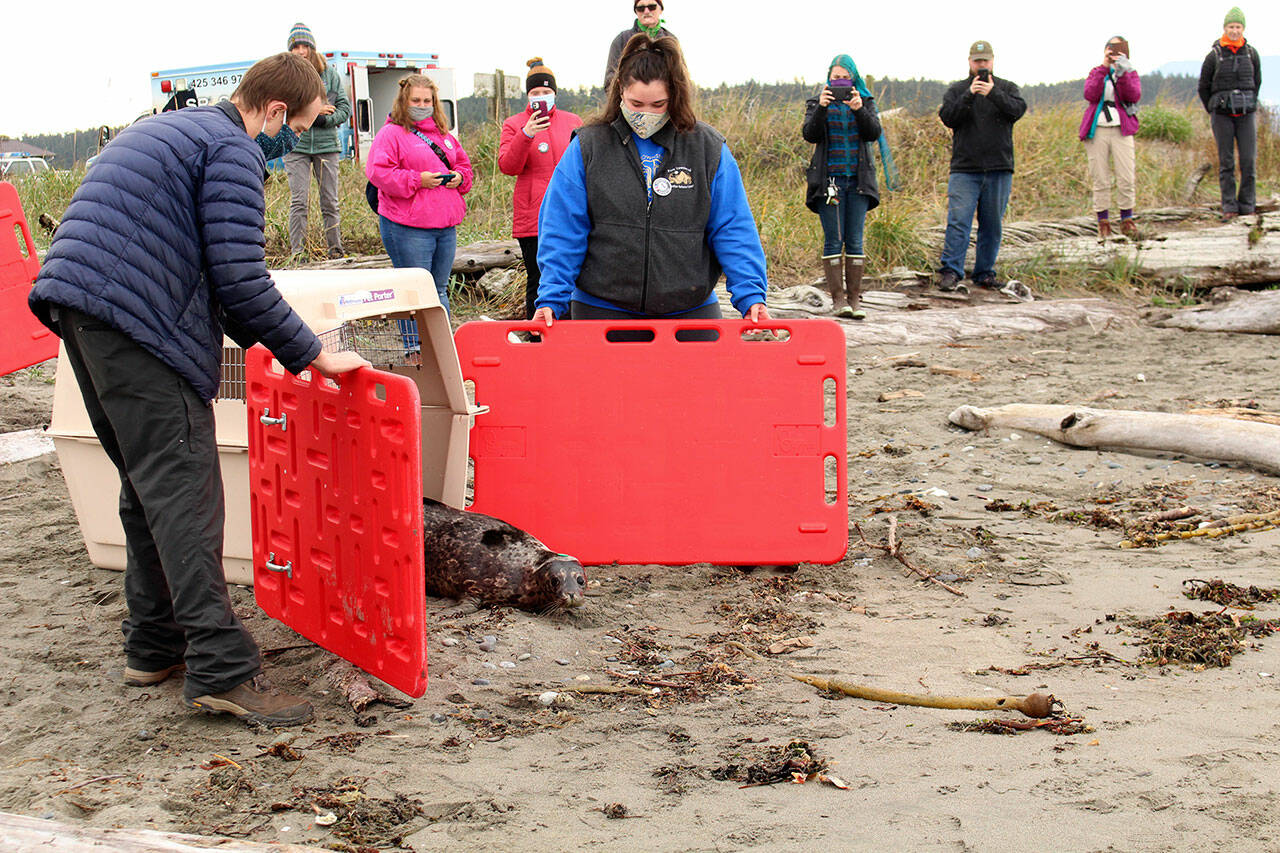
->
[[529, 554, 587, 612]]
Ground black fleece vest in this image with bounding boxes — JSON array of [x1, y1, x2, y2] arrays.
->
[[576, 117, 723, 314]]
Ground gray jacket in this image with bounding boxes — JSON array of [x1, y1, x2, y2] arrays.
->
[[604, 23, 676, 90]]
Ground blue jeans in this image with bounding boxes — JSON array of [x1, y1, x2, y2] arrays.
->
[[940, 170, 1013, 280], [816, 174, 870, 255], [378, 216, 457, 312]]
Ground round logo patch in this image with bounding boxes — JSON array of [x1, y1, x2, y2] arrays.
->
[[537, 142, 549, 153], [444, 139, 454, 149], [653, 177, 672, 197]]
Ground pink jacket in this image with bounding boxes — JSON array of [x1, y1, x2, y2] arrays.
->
[[366, 116, 474, 229], [498, 106, 582, 238], [1079, 65, 1142, 140]]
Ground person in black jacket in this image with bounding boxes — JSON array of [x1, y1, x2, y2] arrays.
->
[[28, 54, 369, 727], [1198, 7, 1262, 220], [936, 40, 1026, 293], [803, 54, 882, 320]]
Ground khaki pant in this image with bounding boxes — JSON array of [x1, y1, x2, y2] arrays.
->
[[1083, 126, 1135, 214]]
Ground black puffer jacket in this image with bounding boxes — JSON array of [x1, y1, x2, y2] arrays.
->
[[1198, 40, 1262, 114], [938, 75, 1026, 173], [802, 95, 882, 214]]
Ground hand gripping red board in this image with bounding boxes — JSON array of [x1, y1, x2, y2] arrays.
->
[[455, 319, 848, 566], [246, 346, 427, 697], [0, 182, 58, 377]]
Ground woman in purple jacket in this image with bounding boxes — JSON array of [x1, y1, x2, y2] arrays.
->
[[1079, 36, 1141, 240]]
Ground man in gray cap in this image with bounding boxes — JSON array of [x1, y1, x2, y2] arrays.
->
[[936, 40, 1026, 293]]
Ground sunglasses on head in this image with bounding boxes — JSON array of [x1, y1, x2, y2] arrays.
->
[[635, 3, 660, 12]]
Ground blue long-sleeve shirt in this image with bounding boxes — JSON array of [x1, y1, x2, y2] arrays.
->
[[535, 133, 768, 318]]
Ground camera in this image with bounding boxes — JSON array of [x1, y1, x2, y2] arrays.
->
[[977, 69, 991, 82], [828, 81, 854, 102]]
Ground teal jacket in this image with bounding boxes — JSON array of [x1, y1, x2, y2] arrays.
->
[[292, 64, 351, 155]]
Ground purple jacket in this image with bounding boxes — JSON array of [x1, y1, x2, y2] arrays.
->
[[1079, 64, 1142, 140]]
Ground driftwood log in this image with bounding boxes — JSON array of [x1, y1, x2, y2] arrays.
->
[[1154, 289, 1280, 334], [0, 811, 322, 851], [989, 207, 1280, 291], [949, 403, 1280, 474], [296, 239, 522, 275]]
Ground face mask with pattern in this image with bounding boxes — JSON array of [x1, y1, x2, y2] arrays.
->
[[620, 101, 669, 139]]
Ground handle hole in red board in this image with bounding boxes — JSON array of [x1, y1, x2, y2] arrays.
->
[[674, 327, 720, 342], [741, 328, 790, 343], [823, 378, 837, 427], [507, 330, 543, 344], [13, 225, 27, 258], [605, 328, 656, 343], [373, 383, 387, 401], [824, 454, 839, 506]]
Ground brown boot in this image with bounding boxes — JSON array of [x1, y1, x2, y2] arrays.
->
[[844, 254, 866, 320], [184, 674, 314, 727], [1119, 217, 1138, 239], [823, 254, 851, 317], [1097, 218, 1112, 240]]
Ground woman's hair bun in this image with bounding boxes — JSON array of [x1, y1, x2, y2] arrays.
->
[[527, 57, 543, 68]]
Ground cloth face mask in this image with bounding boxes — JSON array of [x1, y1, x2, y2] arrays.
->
[[408, 105, 434, 122], [620, 102, 669, 139]]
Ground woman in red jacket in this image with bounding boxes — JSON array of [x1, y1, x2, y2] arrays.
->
[[498, 58, 582, 319]]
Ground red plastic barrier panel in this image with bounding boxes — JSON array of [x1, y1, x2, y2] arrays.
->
[[246, 346, 427, 697], [455, 319, 848, 566], [0, 182, 58, 377]]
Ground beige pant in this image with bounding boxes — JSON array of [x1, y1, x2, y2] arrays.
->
[[1084, 126, 1135, 214]]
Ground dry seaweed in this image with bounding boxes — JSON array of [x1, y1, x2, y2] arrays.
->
[[947, 717, 1093, 736], [286, 776, 420, 847], [1182, 578, 1280, 609], [713, 740, 830, 787], [1122, 610, 1279, 667]]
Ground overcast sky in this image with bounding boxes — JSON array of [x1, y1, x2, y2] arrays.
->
[[3, 0, 1274, 136]]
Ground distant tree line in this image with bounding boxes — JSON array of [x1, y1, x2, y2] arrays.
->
[[14, 73, 1201, 167]]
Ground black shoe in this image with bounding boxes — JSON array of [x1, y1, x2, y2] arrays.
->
[[973, 273, 1001, 290], [937, 269, 962, 292], [327, 247, 346, 260]]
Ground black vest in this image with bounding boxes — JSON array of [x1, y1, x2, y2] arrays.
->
[[1209, 42, 1259, 114], [576, 117, 723, 314]]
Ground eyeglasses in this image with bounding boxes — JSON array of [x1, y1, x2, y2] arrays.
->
[[635, 3, 660, 12]]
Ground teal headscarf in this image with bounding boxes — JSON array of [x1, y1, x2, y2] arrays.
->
[[827, 54, 900, 191]]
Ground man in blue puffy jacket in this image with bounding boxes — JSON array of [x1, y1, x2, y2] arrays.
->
[[29, 53, 369, 727]]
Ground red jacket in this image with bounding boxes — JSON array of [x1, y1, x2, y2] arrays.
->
[[498, 106, 582, 238]]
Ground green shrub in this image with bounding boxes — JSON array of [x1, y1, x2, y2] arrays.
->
[[1137, 106, 1194, 144]]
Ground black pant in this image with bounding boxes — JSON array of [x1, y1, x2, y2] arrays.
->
[[518, 235, 541, 320], [568, 300, 724, 342], [56, 308, 260, 697], [1211, 111, 1257, 214]]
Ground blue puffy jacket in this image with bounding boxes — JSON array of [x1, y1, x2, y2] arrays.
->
[[30, 102, 321, 401]]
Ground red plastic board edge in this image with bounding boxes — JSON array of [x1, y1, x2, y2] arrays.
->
[[455, 319, 848, 565], [0, 182, 57, 377], [245, 345, 427, 697]]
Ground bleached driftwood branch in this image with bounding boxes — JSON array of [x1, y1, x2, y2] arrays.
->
[[1154, 290, 1280, 335], [948, 404, 1280, 474]]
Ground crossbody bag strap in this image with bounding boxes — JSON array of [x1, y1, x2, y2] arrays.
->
[[411, 129, 452, 170]]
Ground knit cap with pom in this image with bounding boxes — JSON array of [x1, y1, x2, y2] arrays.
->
[[288, 22, 315, 50], [525, 58, 556, 92]]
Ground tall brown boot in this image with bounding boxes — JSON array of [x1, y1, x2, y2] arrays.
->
[[844, 254, 866, 320], [823, 254, 851, 317]]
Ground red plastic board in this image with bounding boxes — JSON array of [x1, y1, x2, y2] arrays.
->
[[0, 182, 57, 377], [455, 319, 848, 565], [246, 346, 427, 697]]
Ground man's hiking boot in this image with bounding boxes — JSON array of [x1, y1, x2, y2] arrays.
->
[[124, 662, 186, 687], [937, 269, 967, 294], [184, 674, 314, 727], [972, 273, 1002, 290]]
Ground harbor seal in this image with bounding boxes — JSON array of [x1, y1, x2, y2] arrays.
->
[[422, 499, 586, 613]]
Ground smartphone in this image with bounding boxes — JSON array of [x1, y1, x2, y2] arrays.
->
[[828, 81, 854, 101], [977, 69, 991, 82], [437, 173, 457, 184], [530, 97, 553, 120]]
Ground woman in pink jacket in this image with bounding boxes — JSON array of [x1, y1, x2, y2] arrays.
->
[[367, 75, 474, 312], [498, 58, 582, 318], [1079, 36, 1142, 240]]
